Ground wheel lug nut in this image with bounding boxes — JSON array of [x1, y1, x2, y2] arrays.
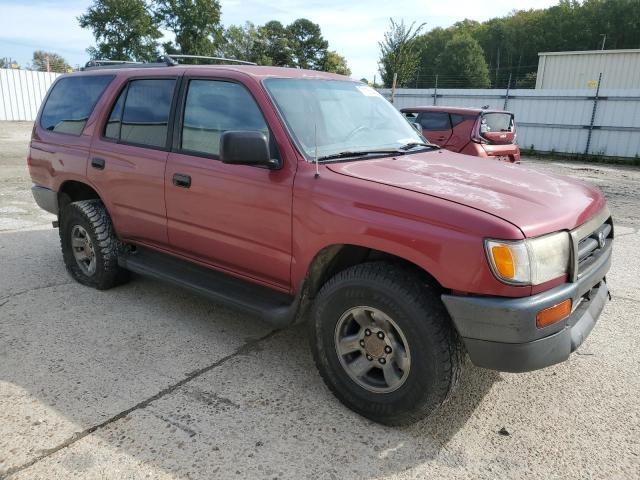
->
[[359, 340, 365, 347], [377, 331, 384, 339], [364, 329, 371, 336], [378, 358, 386, 365], [366, 354, 373, 361], [384, 346, 392, 354]]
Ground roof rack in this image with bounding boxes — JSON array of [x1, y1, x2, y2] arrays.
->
[[167, 54, 257, 65], [81, 54, 256, 71]]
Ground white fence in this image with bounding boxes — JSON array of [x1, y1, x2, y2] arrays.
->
[[380, 88, 640, 158], [0, 69, 60, 121]]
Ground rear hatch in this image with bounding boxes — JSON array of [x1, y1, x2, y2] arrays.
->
[[479, 112, 516, 144]]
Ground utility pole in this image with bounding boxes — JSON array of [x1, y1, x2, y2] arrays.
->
[[433, 74, 438, 106], [585, 72, 603, 155], [503, 73, 512, 110], [600, 34, 606, 50], [45, 55, 50, 72], [495, 47, 501, 88], [391, 72, 397, 104]]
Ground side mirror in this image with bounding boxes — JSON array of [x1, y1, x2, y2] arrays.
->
[[219, 130, 278, 168]]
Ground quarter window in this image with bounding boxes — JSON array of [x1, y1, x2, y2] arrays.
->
[[104, 88, 125, 139], [181, 80, 269, 157], [104, 79, 176, 148], [40, 75, 113, 135]]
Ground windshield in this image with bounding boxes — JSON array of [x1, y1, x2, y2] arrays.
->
[[264, 79, 424, 160]]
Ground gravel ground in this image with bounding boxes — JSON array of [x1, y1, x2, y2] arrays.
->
[[1, 121, 639, 479]]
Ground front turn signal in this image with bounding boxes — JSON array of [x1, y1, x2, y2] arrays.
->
[[491, 244, 515, 279], [536, 299, 572, 328]]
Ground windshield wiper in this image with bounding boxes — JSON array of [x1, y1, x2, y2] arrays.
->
[[317, 143, 439, 162], [398, 142, 440, 151], [317, 149, 402, 161]]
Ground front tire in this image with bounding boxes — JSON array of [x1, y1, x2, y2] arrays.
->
[[310, 262, 463, 426], [60, 199, 129, 290]]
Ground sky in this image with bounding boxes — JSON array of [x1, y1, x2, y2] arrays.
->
[[0, 0, 559, 80]]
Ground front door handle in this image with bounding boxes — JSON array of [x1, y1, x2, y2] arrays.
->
[[91, 157, 105, 170], [172, 173, 191, 188]]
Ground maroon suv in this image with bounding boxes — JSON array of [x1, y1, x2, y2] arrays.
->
[[28, 61, 612, 425], [402, 106, 521, 163]]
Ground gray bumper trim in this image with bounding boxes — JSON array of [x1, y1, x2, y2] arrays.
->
[[442, 242, 611, 372], [460, 281, 608, 372], [31, 185, 58, 215]]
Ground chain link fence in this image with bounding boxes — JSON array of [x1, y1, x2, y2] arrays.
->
[[407, 65, 539, 90]]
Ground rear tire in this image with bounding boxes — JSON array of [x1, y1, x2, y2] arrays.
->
[[60, 199, 129, 290], [310, 262, 463, 426]]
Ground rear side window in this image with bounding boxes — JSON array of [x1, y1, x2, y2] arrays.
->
[[417, 112, 451, 131], [450, 113, 477, 127], [104, 79, 176, 148], [40, 75, 113, 135], [181, 80, 269, 157]]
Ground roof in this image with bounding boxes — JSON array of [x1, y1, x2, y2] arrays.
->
[[538, 49, 640, 57], [399, 106, 510, 115], [74, 64, 350, 81]]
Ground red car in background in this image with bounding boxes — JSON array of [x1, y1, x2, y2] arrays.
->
[[401, 106, 521, 163]]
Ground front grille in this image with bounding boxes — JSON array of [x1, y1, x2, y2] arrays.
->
[[574, 217, 613, 277]]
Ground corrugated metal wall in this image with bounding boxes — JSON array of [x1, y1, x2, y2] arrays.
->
[[536, 50, 640, 90], [380, 88, 640, 158], [0, 69, 60, 121]]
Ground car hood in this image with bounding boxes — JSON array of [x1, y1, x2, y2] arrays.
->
[[326, 151, 606, 237]]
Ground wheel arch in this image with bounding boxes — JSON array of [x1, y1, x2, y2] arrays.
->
[[57, 180, 102, 213], [294, 243, 445, 324]]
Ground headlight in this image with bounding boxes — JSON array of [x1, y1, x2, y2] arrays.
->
[[485, 231, 571, 285]]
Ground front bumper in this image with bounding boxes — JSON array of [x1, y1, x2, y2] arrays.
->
[[442, 241, 611, 372]]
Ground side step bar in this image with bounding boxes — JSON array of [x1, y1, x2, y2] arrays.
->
[[118, 247, 299, 327]]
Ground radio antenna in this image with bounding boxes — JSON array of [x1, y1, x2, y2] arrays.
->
[[314, 123, 320, 178]]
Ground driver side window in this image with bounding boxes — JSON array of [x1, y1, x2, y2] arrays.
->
[[181, 80, 270, 158]]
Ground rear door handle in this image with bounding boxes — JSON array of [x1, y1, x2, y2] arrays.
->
[[172, 173, 191, 188], [91, 157, 105, 170]]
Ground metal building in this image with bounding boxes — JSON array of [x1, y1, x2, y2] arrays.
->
[[536, 49, 640, 90]]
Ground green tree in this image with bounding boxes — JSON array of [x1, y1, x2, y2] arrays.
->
[[155, 0, 222, 58], [322, 50, 350, 76], [287, 18, 328, 69], [219, 22, 264, 64], [410, 0, 640, 89], [78, 0, 161, 62], [412, 27, 454, 87], [436, 33, 490, 88], [378, 19, 425, 87], [258, 21, 293, 66], [30, 51, 71, 72], [218, 17, 347, 71], [515, 72, 537, 88]]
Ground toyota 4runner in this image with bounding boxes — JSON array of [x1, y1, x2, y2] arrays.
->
[[28, 60, 613, 425]]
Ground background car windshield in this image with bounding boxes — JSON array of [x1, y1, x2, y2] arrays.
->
[[264, 79, 422, 159]]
